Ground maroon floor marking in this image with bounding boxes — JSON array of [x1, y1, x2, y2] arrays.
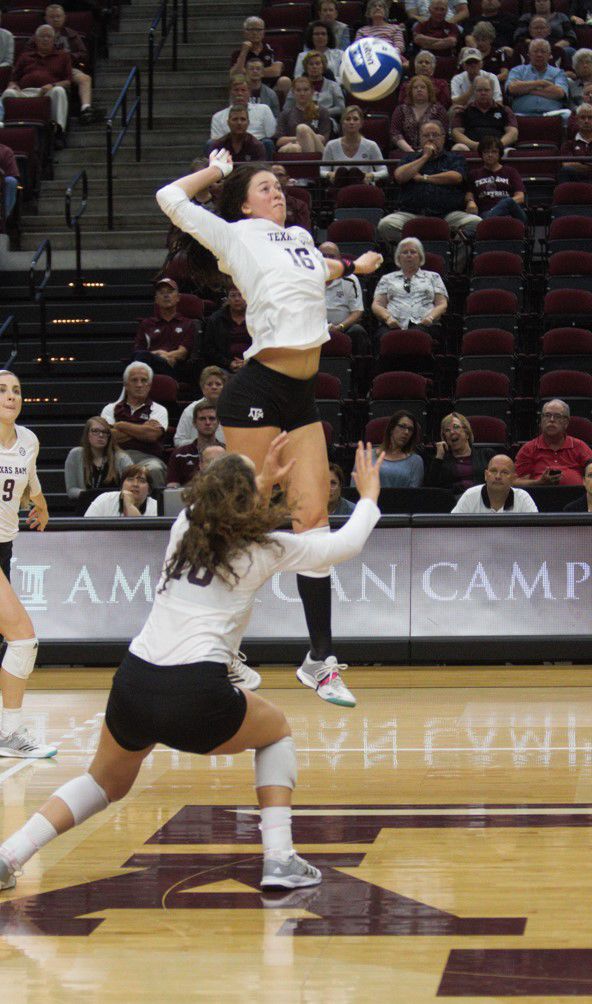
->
[[438, 949, 592, 997]]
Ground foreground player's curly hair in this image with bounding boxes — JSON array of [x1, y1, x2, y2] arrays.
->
[[160, 453, 289, 590], [164, 164, 274, 287]]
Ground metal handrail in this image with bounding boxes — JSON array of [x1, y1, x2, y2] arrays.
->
[[147, 0, 178, 130], [106, 66, 142, 230], [0, 315, 20, 371], [65, 168, 88, 293], [29, 239, 52, 371]]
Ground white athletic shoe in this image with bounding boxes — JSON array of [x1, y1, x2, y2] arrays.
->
[[0, 728, 57, 759], [260, 851, 322, 890], [296, 653, 356, 708], [228, 652, 261, 691], [0, 853, 17, 891]]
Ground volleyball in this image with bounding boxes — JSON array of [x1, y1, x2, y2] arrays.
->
[[340, 37, 402, 101]]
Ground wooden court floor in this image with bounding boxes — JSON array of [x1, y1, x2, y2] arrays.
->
[[2, 666, 592, 1003]]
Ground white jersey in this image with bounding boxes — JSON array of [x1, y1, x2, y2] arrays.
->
[[156, 184, 331, 360], [0, 425, 42, 542], [130, 497, 380, 665]]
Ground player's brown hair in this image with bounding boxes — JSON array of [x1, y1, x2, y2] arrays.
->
[[160, 453, 289, 590]]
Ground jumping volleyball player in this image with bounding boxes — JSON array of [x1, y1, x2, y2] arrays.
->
[[0, 370, 55, 759], [0, 438, 383, 892], [156, 150, 383, 708]]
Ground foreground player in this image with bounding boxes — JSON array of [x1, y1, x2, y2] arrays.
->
[[156, 151, 383, 709], [0, 370, 55, 759], [0, 438, 383, 892]]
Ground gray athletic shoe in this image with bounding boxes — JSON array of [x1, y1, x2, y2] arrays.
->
[[0, 854, 16, 891], [0, 728, 57, 759], [260, 852, 322, 890], [296, 653, 356, 708], [228, 652, 261, 691]]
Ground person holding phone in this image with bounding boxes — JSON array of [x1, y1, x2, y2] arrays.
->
[[514, 399, 592, 487]]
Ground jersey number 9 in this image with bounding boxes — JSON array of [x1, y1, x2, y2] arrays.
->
[[2, 479, 15, 502]]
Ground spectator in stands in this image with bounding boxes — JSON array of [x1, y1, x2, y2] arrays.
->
[[230, 16, 286, 86], [465, 136, 526, 220], [450, 47, 503, 107], [466, 0, 517, 50], [319, 241, 370, 353], [210, 76, 276, 158], [514, 399, 592, 487], [412, 0, 462, 59], [572, 0, 592, 25], [451, 78, 518, 150], [205, 105, 266, 163], [377, 120, 481, 249], [0, 12, 14, 68], [514, 0, 576, 55], [406, 0, 469, 27], [83, 463, 157, 517], [328, 463, 356, 515], [371, 236, 448, 333], [244, 57, 280, 118], [470, 21, 513, 85], [452, 455, 538, 512], [201, 444, 226, 470], [398, 50, 451, 107], [43, 4, 93, 123], [355, 0, 407, 57], [560, 102, 592, 179], [563, 459, 592, 510], [201, 284, 250, 371], [173, 365, 228, 447], [65, 415, 132, 501], [132, 277, 195, 377], [390, 74, 449, 152], [316, 0, 350, 51], [569, 49, 592, 108], [295, 21, 343, 79], [101, 362, 168, 489], [513, 16, 570, 68], [427, 412, 494, 496], [284, 51, 345, 127], [276, 77, 331, 153], [506, 39, 569, 117], [321, 104, 388, 181], [359, 410, 425, 487], [270, 163, 312, 231], [165, 400, 222, 487], [2, 25, 71, 140], [0, 143, 19, 222]]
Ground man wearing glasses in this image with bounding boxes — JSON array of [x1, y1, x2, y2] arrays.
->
[[514, 399, 592, 486]]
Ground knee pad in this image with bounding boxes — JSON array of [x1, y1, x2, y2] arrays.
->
[[255, 735, 297, 790], [54, 773, 109, 825], [296, 524, 332, 579], [2, 637, 38, 680]]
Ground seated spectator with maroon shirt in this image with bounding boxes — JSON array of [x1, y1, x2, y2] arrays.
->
[[514, 399, 592, 487], [202, 285, 251, 372], [101, 361, 168, 489], [412, 0, 462, 58], [0, 143, 19, 223], [132, 277, 195, 377], [205, 105, 266, 164], [1, 25, 71, 137], [166, 399, 223, 487], [465, 135, 526, 222], [559, 103, 592, 181]]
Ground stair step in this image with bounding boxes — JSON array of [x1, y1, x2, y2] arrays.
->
[[19, 230, 168, 250]]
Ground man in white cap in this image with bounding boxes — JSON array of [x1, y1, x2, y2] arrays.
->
[[450, 46, 502, 107]]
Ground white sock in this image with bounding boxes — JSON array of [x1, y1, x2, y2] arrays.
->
[[259, 806, 293, 858], [1, 707, 22, 737], [1, 812, 58, 869], [81, 103, 90, 110]]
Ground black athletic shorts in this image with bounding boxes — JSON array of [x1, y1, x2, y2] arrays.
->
[[217, 359, 321, 431], [0, 541, 13, 582], [105, 651, 248, 754]]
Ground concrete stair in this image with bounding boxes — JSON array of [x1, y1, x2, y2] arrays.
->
[[13, 0, 255, 262]]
